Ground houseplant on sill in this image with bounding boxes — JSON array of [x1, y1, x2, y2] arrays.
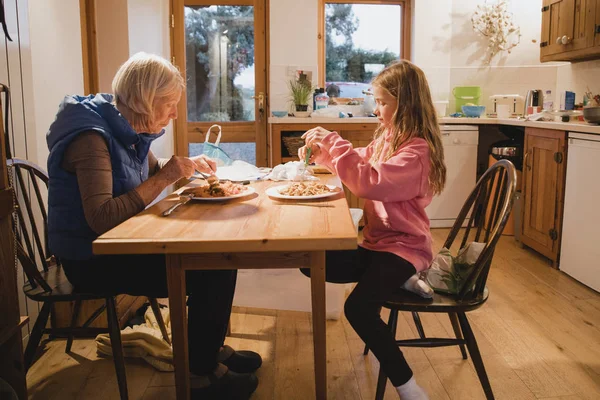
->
[[288, 78, 313, 117]]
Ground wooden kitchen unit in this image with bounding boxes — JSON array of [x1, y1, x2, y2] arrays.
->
[[521, 127, 567, 267], [540, 0, 600, 62], [270, 120, 377, 209]]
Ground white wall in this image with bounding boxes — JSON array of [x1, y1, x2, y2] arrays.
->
[[127, 0, 174, 159], [269, 0, 319, 112], [267, 0, 600, 115], [28, 0, 84, 166], [96, 0, 130, 93], [556, 60, 600, 105]]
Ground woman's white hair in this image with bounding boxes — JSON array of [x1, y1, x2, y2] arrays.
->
[[112, 52, 185, 131]]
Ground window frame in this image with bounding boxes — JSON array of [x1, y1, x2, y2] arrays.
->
[[317, 0, 412, 88]]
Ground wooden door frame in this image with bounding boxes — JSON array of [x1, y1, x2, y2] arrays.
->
[[317, 0, 412, 88], [79, 0, 99, 95], [170, 0, 270, 166]]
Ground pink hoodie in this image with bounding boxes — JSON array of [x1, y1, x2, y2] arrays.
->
[[314, 131, 434, 272]]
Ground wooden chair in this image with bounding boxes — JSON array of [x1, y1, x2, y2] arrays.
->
[[365, 159, 517, 400], [7, 158, 171, 400]]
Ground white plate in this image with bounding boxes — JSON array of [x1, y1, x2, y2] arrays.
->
[[266, 184, 341, 200], [189, 186, 256, 201]]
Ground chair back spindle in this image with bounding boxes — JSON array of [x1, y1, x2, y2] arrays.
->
[[7, 158, 56, 293], [442, 160, 517, 301]]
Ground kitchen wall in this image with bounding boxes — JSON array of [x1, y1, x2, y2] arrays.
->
[[269, 0, 600, 115], [96, 0, 130, 93], [127, 0, 174, 160], [556, 59, 600, 105]]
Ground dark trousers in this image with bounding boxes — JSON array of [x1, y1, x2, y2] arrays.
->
[[301, 247, 417, 386], [62, 254, 237, 375]]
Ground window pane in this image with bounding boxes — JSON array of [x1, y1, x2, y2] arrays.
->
[[189, 143, 256, 166], [185, 6, 255, 122], [325, 4, 401, 99]]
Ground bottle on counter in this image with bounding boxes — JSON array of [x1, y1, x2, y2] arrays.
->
[[313, 88, 320, 112], [315, 88, 329, 110], [543, 89, 554, 111]]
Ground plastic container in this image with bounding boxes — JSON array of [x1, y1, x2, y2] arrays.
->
[[452, 86, 481, 112], [315, 88, 329, 110], [461, 105, 486, 117], [433, 100, 449, 117]]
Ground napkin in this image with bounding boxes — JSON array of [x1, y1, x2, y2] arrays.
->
[[265, 161, 318, 181]]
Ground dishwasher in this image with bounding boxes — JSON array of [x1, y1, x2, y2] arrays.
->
[[426, 125, 479, 227], [560, 132, 600, 292]]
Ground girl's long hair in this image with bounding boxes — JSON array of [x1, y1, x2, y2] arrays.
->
[[370, 60, 446, 195]]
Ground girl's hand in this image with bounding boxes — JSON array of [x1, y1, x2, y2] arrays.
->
[[298, 144, 321, 163], [189, 154, 217, 174], [301, 126, 332, 147]]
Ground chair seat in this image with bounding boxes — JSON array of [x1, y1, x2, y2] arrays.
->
[[23, 265, 110, 302], [384, 287, 489, 313]]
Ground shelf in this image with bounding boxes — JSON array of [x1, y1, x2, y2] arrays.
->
[[0, 316, 29, 347]]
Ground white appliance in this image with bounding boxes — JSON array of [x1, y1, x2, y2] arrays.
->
[[427, 125, 479, 227], [560, 132, 600, 292], [490, 94, 525, 116]]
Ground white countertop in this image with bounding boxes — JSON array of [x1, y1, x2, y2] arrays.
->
[[268, 116, 600, 135]]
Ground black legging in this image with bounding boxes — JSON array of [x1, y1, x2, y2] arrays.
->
[[301, 247, 417, 386], [62, 254, 237, 376]]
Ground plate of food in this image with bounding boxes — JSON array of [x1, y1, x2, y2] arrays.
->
[[181, 181, 255, 201], [266, 182, 341, 200]]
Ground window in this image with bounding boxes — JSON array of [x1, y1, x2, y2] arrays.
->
[[318, 0, 411, 99]]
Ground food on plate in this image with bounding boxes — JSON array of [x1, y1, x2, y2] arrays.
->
[[182, 181, 246, 198], [279, 182, 334, 196]]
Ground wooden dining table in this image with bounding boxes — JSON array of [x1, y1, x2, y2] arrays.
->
[[92, 176, 358, 400]]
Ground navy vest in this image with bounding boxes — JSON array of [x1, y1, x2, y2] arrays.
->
[[46, 94, 164, 260]]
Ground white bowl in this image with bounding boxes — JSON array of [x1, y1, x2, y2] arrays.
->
[[293, 111, 311, 118]]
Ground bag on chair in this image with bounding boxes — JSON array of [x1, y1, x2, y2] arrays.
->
[[424, 242, 485, 295], [202, 124, 233, 167]]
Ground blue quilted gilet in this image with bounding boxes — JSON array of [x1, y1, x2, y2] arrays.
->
[[46, 94, 164, 260]]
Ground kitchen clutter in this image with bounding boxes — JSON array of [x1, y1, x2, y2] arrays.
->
[[453, 86, 481, 112]]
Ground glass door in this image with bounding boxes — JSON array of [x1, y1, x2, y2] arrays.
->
[[171, 0, 268, 166]]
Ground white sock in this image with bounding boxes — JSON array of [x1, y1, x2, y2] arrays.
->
[[402, 274, 434, 298], [396, 376, 429, 400]]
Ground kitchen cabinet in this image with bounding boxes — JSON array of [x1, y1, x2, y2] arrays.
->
[[270, 122, 376, 210], [540, 0, 600, 62], [521, 127, 567, 267]]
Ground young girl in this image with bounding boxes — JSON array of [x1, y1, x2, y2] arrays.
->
[[299, 60, 446, 400]]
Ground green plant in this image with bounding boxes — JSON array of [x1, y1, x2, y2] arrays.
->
[[287, 79, 313, 109]]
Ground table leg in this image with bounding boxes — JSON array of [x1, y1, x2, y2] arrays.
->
[[309, 251, 327, 400], [166, 255, 190, 400]]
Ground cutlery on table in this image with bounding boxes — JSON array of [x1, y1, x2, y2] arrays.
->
[[162, 194, 194, 217]]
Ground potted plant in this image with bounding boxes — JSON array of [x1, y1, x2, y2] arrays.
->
[[288, 78, 313, 113]]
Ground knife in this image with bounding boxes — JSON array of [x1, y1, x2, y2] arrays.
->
[[162, 194, 193, 217]]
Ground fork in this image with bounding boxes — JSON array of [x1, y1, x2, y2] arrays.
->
[[195, 170, 220, 185]]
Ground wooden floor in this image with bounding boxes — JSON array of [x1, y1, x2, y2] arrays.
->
[[26, 229, 600, 399]]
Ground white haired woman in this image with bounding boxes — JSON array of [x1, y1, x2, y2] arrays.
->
[[46, 52, 259, 399]]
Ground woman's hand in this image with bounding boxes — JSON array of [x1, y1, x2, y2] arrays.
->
[[161, 155, 197, 180], [298, 144, 321, 163], [301, 126, 332, 147], [189, 154, 217, 174]]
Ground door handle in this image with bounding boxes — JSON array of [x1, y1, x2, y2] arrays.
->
[[252, 92, 265, 122], [523, 150, 531, 171]]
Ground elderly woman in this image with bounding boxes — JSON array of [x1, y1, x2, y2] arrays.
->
[[46, 52, 259, 399]]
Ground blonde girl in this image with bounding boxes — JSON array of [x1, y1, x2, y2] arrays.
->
[[299, 60, 446, 400]]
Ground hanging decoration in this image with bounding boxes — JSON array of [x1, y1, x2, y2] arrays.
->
[[471, 0, 521, 64]]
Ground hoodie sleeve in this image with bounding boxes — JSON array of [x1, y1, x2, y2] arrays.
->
[[312, 132, 372, 172], [63, 131, 146, 235], [318, 132, 428, 202]]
